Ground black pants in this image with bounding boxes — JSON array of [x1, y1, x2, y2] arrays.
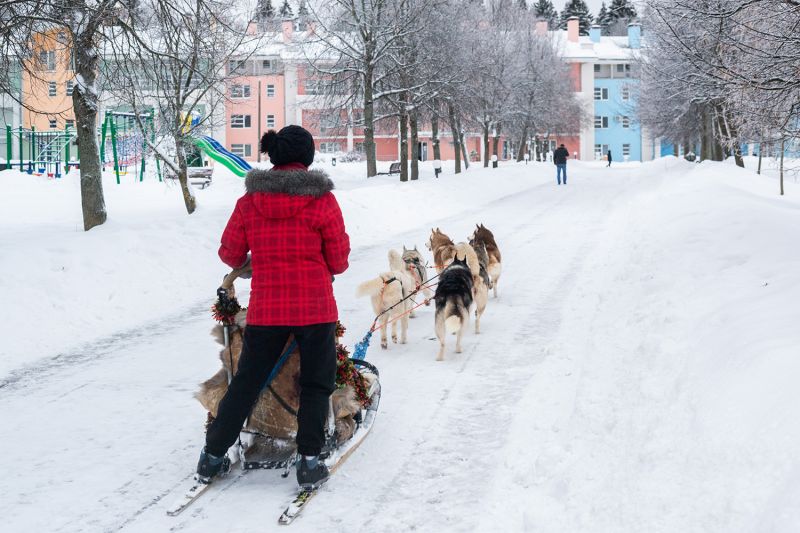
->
[[205, 322, 337, 457]]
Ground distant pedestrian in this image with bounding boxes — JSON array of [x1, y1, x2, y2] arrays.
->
[[607, 150, 612, 167], [553, 144, 569, 185]]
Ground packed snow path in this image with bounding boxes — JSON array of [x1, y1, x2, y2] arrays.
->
[[1, 159, 798, 532]]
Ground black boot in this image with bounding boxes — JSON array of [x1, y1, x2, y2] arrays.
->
[[196, 448, 231, 484], [296, 455, 329, 490]]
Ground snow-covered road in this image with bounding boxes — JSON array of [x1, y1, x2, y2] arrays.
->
[[2, 159, 799, 532]]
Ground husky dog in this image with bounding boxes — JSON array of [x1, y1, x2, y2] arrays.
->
[[356, 249, 418, 349], [427, 228, 487, 333], [471, 224, 502, 297], [426, 228, 456, 273], [467, 240, 491, 334], [402, 245, 434, 312], [434, 255, 474, 361]]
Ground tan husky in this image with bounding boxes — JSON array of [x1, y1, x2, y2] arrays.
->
[[471, 224, 502, 298], [356, 249, 418, 349], [427, 228, 488, 333]]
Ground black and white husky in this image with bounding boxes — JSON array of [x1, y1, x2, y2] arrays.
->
[[434, 255, 474, 361]]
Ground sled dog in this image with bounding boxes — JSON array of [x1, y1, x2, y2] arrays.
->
[[427, 228, 487, 333], [356, 249, 418, 349], [402, 245, 434, 312], [471, 223, 502, 297], [434, 255, 474, 361]]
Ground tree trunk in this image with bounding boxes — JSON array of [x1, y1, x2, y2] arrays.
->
[[431, 113, 441, 161], [482, 123, 490, 167], [410, 111, 419, 181], [448, 103, 461, 174], [363, 64, 377, 177], [456, 114, 469, 169], [780, 139, 785, 196], [174, 135, 196, 214], [516, 125, 528, 162], [73, 32, 107, 231], [700, 107, 711, 161], [757, 142, 763, 175], [399, 108, 408, 182], [492, 122, 501, 166]]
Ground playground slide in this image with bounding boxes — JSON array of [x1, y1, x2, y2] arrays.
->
[[192, 136, 252, 178]]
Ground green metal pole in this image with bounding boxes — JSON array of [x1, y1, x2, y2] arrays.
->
[[31, 126, 36, 170], [5, 125, 11, 170], [139, 114, 146, 182], [151, 115, 162, 181], [64, 125, 70, 174], [18, 126, 23, 171], [99, 112, 108, 167], [110, 118, 120, 184]]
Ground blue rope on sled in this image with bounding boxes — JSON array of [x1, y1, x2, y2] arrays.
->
[[352, 331, 373, 361], [260, 339, 298, 391]]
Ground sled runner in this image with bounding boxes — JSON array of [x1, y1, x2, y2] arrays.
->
[[166, 264, 381, 521]]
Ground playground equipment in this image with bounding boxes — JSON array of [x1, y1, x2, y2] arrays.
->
[[191, 135, 251, 178], [99, 111, 162, 184], [5, 125, 77, 178]]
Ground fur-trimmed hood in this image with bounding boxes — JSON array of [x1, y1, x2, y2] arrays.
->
[[245, 168, 334, 197]]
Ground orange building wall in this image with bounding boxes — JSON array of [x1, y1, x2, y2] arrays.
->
[[225, 75, 285, 161], [22, 31, 75, 130]]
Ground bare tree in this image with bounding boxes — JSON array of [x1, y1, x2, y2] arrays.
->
[[0, 0, 124, 230], [104, 0, 253, 214]]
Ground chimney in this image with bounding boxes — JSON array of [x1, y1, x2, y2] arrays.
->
[[535, 19, 548, 36], [589, 25, 601, 44], [281, 20, 293, 43], [567, 16, 579, 43], [627, 22, 641, 49]]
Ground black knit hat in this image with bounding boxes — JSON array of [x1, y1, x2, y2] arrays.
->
[[260, 125, 315, 167]]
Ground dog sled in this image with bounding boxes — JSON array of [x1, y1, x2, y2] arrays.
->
[[167, 264, 381, 522]]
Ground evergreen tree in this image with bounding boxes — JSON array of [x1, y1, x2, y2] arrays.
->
[[279, 0, 293, 19], [596, 2, 613, 34], [606, 0, 637, 35], [257, 0, 275, 20], [297, 0, 309, 18], [516, 0, 528, 9], [532, 0, 558, 29], [558, 0, 594, 35]]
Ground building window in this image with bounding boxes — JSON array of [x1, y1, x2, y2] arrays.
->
[[262, 59, 272, 71], [230, 114, 251, 128], [228, 60, 246, 74], [65, 119, 74, 128], [622, 144, 631, 157], [39, 51, 55, 71], [593, 87, 608, 100], [354, 142, 364, 153], [66, 80, 74, 96], [266, 114, 275, 128], [230, 144, 252, 157], [304, 79, 323, 95], [616, 64, 632, 78], [594, 116, 608, 129], [230, 84, 251, 98], [594, 144, 609, 158], [594, 64, 600, 72], [48, 81, 57, 96], [49, 119, 57, 129], [621, 116, 631, 128], [266, 84, 275, 97], [621, 86, 630, 100], [320, 114, 338, 133], [319, 142, 341, 153]]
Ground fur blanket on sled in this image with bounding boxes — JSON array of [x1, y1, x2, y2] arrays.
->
[[195, 310, 370, 444]]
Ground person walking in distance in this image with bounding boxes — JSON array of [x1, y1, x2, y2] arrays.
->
[[553, 143, 569, 185], [607, 149, 613, 167], [196, 125, 351, 490]]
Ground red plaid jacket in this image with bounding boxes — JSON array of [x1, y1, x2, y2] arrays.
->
[[219, 165, 350, 326]]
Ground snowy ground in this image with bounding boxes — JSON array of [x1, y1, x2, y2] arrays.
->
[[1, 157, 799, 532]]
